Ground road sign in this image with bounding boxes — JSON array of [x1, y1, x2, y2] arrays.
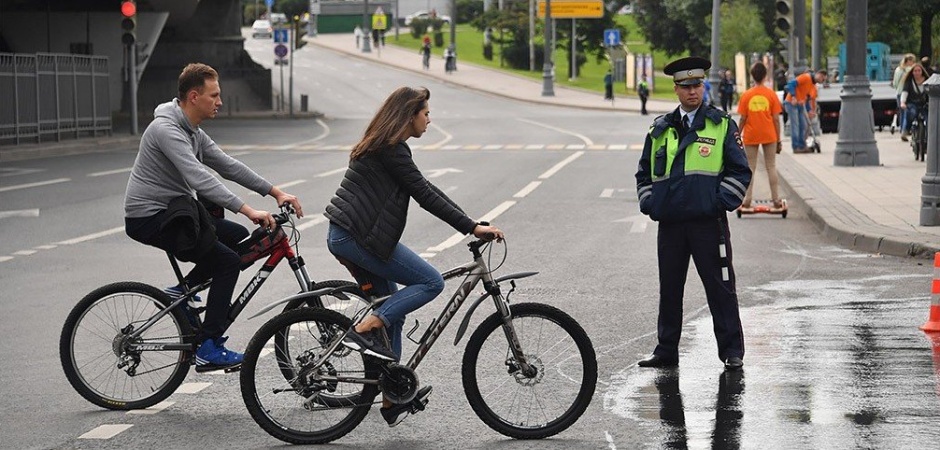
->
[[372, 7, 387, 31], [274, 44, 288, 58], [537, 0, 603, 19], [603, 29, 621, 47], [274, 28, 288, 43]]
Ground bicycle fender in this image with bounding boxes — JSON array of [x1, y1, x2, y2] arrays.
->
[[247, 286, 336, 320], [453, 271, 538, 345]]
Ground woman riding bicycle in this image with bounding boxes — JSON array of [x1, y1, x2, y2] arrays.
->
[[324, 86, 503, 426], [900, 62, 932, 142]]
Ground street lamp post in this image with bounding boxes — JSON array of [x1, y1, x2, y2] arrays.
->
[[541, 0, 554, 96], [708, 0, 720, 103], [919, 74, 940, 225], [833, 0, 879, 166]]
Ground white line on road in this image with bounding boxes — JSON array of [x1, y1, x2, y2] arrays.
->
[[427, 201, 516, 253], [316, 167, 347, 177], [78, 424, 133, 439], [0, 178, 70, 192], [539, 151, 584, 179], [0, 209, 39, 219], [57, 227, 125, 245], [513, 181, 541, 198], [126, 401, 174, 415], [88, 167, 132, 177], [0, 256, 13, 262], [517, 118, 594, 146], [276, 179, 307, 190], [295, 214, 328, 231], [175, 382, 212, 394], [425, 122, 453, 148]]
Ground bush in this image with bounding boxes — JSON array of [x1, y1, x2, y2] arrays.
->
[[410, 19, 428, 38], [502, 43, 544, 70]]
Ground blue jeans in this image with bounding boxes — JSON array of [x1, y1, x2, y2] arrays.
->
[[326, 223, 444, 357], [787, 102, 807, 151], [904, 102, 926, 134], [896, 94, 908, 131]]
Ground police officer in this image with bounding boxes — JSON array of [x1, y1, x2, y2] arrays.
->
[[634, 56, 751, 371]]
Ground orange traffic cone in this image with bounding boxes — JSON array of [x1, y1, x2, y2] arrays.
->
[[921, 252, 940, 333]]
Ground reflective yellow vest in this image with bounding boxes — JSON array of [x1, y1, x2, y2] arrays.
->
[[649, 116, 729, 181]]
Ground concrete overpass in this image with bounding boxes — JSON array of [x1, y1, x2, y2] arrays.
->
[[0, 0, 271, 116]]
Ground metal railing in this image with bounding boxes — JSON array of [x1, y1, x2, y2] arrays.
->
[[0, 53, 111, 146]]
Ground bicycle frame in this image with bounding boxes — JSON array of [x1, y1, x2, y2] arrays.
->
[[309, 241, 538, 382], [125, 221, 313, 353]]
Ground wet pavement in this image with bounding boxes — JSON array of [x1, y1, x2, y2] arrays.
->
[[606, 272, 940, 448]]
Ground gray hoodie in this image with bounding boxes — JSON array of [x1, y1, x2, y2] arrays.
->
[[124, 99, 273, 218]]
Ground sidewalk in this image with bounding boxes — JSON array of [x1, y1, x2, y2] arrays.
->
[[311, 33, 940, 259]]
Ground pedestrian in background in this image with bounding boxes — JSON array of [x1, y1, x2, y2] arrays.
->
[[420, 37, 431, 70], [737, 62, 783, 210], [784, 69, 827, 154], [634, 56, 751, 371], [638, 79, 650, 115], [354, 25, 363, 48], [444, 45, 456, 74], [892, 54, 915, 138], [719, 69, 736, 112], [604, 70, 613, 100]]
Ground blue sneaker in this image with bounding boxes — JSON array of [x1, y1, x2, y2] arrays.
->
[[194, 336, 243, 372]]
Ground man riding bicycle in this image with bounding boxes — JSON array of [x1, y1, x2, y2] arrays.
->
[[124, 63, 304, 372]]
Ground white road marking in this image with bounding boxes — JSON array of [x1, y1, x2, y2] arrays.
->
[[276, 179, 307, 189], [126, 401, 174, 415], [13, 250, 36, 256], [539, 151, 584, 179], [88, 167, 132, 177], [614, 215, 649, 233], [0, 256, 13, 262], [296, 214, 328, 231], [57, 227, 125, 245], [419, 253, 436, 258], [600, 188, 629, 198], [517, 118, 594, 146], [259, 348, 274, 358], [514, 181, 541, 198], [425, 168, 463, 178], [0, 209, 40, 219], [608, 144, 628, 150], [0, 178, 70, 192], [175, 382, 212, 394], [78, 424, 133, 439], [425, 122, 453, 148], [427, 201, 516, 253], [316, 167, 347, 177]]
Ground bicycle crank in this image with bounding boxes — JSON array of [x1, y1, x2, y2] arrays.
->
[[378, 364, 418, 405]]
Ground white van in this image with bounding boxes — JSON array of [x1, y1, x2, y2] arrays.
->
[[251, 19, 273, 39]]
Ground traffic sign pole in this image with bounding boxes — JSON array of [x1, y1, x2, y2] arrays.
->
[[289, 23, 294, 117]]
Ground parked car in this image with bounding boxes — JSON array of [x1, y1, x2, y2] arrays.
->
[[404, 10, 451, 26], [251, 19, 273, 39]]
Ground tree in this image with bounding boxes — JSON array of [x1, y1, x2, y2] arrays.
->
[[633, 0, 713, 57], [708, 0, 773, 70], [554, 10, 624, 78]]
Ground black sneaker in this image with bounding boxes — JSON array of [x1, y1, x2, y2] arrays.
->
[[380, 385, 433, 427], [341, 328, 398, 361]]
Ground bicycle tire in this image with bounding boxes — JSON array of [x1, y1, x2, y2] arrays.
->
[[276, 282, 370, 384], [241, 308, 380, 445], [462, 303, 597, 439], [60, 282, 193, 410]]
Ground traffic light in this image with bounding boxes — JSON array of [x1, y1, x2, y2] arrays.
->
[[775, 0, 792, 33], [293, 16, 307, 50], [120, 0, 137, 45]]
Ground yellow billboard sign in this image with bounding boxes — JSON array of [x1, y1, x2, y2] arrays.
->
[[537, 1, 604, 19]]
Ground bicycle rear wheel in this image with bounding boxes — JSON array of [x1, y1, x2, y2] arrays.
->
[[241, 308, 380, 445], [59, 282, 193, 410], [462, 303, 597, 439]]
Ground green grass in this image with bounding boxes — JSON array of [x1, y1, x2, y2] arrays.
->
[[387, 15, 687, 100]]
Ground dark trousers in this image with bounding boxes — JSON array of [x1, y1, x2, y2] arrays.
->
[[640, 95, 649, 115], [654, 217, 745, 361], [125, 213, 249, 341]]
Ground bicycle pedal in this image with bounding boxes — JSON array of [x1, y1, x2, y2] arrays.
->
[[223, 364, 242, 373]]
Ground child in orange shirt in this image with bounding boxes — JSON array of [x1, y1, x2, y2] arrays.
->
[[737, 62, 784, 208]]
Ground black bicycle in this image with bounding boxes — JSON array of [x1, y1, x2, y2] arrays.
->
[[59, 204, 368, 410], [240, 235, 597, 445], [911, 103, 929, 162]]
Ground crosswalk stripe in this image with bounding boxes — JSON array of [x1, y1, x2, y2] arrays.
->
[[79, 424, 133, 439]]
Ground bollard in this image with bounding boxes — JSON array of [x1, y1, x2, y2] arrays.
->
[[300, 94, 308, 113], [919, 74, 940, 225], [921, 252, 940, 332]]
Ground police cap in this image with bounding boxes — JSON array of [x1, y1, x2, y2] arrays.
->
[[663, 56, 711, 86]]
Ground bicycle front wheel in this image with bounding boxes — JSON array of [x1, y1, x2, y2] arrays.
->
[[241, 308, 380, 445], [59, 282, 193, 410], [462, 303, 597, 439]]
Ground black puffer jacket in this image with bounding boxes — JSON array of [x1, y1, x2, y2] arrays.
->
[[325, 142, 477, 261]]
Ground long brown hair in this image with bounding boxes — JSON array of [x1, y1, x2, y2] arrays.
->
[[350, 87, 430, 160]]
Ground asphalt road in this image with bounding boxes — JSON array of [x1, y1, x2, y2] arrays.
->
[[0, 37, 938, 449]]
